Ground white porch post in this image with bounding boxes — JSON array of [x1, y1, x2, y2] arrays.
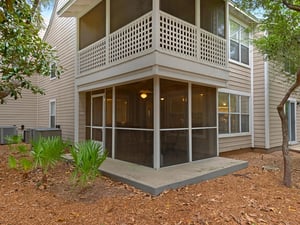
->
[[105, 0, 110, 65], [153, 76, 160, 169], [152, 0, 160, 50], [196, 0, 200, 60], [225, 0, 229, 66], [112, 86, 116, 159], [188, 82, 192, 162]]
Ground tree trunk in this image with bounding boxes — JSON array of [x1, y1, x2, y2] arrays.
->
[[277, 68, 300, 187]]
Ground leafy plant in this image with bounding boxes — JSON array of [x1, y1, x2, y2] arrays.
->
[[71, 140, 107, 186], [5, 135, 32, 172], [31, 136, 68, 175]]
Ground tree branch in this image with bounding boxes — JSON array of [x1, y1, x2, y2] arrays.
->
[[282, 0, 300, 12], [31, 0, 40, 16]]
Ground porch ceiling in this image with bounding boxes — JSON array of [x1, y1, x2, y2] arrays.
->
[[58, 0, 100, 17]]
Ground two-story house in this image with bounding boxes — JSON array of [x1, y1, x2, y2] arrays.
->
[[1, 0, 299, 171]]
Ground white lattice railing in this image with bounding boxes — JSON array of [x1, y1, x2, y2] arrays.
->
[[159, 11, 227, 67], [159, 12, 197, 59], [199, 29, 227, 67], [109, 12, 153, 63], [79, 38, 106, 74], [78, 11, 227, 75]]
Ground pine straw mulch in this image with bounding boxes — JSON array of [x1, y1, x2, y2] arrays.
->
[[1, 145, 300, 225]]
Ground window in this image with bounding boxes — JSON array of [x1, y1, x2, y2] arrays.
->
[[230, 20, 249, 65], [50, 62, 57, 79], [49, 100, 56, 128], [218, 92, 249, 134]]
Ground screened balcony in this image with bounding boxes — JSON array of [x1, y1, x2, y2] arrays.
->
[[59, 0, 228, 77]]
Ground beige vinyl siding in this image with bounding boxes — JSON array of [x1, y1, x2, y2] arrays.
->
[[227, 62, 251, 92], [218, 62, 252, 152], [37, 0, 76, 142], [0, 84, 38, 132], [252, 49, 266, 148], [268, 63, 286, 148], [219, 135, 251, 152]]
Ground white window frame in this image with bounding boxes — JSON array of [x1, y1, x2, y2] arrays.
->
[[229, 17, 250, 66], [218, 89, 251, 137], [50, 62, 57, 80], [49, 99, 56, 128]]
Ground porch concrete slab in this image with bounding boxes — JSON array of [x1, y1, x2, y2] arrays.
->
[[290, 144, 300, 152], [99, 157, 248, 196]]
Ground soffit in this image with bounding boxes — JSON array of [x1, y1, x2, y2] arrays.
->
[[58, 0, 101, 17]]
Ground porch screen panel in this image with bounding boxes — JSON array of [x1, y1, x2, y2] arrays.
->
[[115, 79, 153, 167], [192, 85, 216, 127], [79, 1, 106, 50], [110, 0, 152, 32], [192, 84, 217, 161], [192, 129, 217, 160], [160, 79, 189, 167], [160, 0, 195, 24], [200, 0, 225, 38]]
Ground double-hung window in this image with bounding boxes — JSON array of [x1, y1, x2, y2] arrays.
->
[[49, 100, 56, 128], [230, 20, 249, 65], [50, 62, 57, 80], [218, 92, 250, 135]]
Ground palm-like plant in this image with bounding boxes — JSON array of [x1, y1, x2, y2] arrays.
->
[[71, 140, 107, 186], [31, 136, 68, 182]]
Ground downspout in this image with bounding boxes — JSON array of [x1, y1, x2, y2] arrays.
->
[[264, 55, 270, 149], [250, 32, 254, 148], [74, 16, 79, 143]]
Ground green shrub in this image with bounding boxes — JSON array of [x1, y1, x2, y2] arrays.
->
[[31, 136, 68, 174], [71, 140, 107, 186], [5, 135, 32, 172]]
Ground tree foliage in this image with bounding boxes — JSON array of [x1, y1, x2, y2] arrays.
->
[[0, 0, 60, 103], [233, 0, 300, 187]]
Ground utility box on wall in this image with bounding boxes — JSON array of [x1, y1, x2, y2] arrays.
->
[[24, 128, 62, 144], [0, 126, 17, 144]]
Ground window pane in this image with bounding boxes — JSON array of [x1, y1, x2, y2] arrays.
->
[[192, 85, 216, 127], [231, 114, 240, 133], [50, 116, 55, 128], [115, 130, 153, 167], [50, 102, 56, 115], [50, 63, 56, 78], [160, 79, 188, 128], [192, 129, 217, 160], [218, 93, 229, 113], [230, 20, 239, 41], [241, 96, 249, 113], [230, 40, 239, 61], [241, 45, 249, 65], [230, 95, 239, 113], [241, 115, 249, 132], [218, 114, 228, 134], [116, 79, 153, 129], [161, 130, 188, 167], [241, 27, 249, 47]]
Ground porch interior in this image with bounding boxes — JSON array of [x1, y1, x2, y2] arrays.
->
[[99, 156, 248, 195]]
